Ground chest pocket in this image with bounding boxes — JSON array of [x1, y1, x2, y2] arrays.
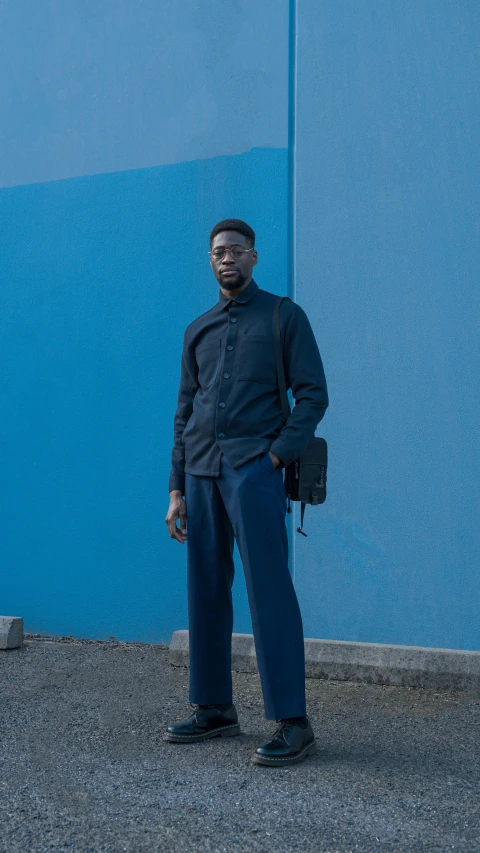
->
[[195, 339, 221, 390], [237, 335, 277, 386]]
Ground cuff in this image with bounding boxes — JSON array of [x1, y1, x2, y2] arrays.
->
[[169, 472, 185, 494], [269, 439, 294, 468]]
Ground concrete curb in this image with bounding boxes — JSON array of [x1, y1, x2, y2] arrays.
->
[[169, 630, 480, 693], [0, 616, 24, 650]]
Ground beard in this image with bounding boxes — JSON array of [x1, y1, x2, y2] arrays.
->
[[219, 269, 247, 290]]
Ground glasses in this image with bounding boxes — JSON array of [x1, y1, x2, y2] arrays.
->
[[208, 247, 254, 261]]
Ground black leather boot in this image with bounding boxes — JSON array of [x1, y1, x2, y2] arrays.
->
[[252, 717, 317, 766], [164, 704, 240, 743]]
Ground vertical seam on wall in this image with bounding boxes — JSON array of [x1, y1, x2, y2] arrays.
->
[[288, 0, 298, 581], [288, 0, 297, 307]]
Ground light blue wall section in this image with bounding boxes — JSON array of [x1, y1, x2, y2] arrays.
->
[[293, 2, 480, 650], [0, 0, 288, 187], [0, 148, 288, 641]]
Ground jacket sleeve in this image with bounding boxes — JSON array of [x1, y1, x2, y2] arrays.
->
[[168, 331, 199, 494], [269, 303, 328, 467]]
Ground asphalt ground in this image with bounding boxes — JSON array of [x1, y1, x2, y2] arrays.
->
[[0, 636, 479, 853]]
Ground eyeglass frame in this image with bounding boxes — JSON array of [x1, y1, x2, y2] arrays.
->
[[208, 247, 255, 261]]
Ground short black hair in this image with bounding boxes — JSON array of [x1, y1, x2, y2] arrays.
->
[[210, 218, 255, 247]]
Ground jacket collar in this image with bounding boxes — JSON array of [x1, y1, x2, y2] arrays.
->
[[218, 278, 259, 309]]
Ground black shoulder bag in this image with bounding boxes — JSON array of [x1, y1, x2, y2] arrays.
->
[[272, 296, 328, 537]]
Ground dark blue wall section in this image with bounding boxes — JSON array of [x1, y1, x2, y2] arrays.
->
[[293, 1, 480, 650], [0, 148, 288, 641]]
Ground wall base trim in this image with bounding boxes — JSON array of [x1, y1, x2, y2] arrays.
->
[[169, 630, 480, 693]]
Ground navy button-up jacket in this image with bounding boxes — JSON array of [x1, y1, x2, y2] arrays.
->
[[168, 278, 328, 494]]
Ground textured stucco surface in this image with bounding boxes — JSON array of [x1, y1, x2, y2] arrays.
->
[[293, 1, 480, 651], [0, 148, 288, 642], [0, 0, 288, 187], [1, 0, 479, 652]]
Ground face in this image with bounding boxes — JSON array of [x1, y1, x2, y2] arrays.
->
[[209, 230, 258, 292]]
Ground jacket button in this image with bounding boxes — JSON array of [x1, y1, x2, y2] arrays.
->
[[230, 318, 237, 323], [223, 373, 230, 379], [219, 402, 226, 408], [227, 345, 234, 351], [232, 301, 238, 306], [218, 433, 225, 438]]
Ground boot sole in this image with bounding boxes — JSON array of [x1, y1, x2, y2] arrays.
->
[[251, 739, 317, 767], [163, 723, 241, 744]]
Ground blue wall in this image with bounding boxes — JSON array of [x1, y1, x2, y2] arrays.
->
[[0, 149, 288, 641], [0, 0, 289, 641], [0, 0, 288, 187], [1, 1, 479, 651], [293, 1, 480, 650]]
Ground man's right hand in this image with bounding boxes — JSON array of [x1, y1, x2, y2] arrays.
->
[[166, 490, 187, 544]]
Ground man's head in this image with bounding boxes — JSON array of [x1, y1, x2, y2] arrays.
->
[[209, 218, 258, 293]]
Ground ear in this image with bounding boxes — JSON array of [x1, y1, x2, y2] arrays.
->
[[252, 249, 258, 267]]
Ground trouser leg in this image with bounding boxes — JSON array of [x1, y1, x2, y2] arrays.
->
[[217, 451, 306, 720], [185, 468, 235, 705]]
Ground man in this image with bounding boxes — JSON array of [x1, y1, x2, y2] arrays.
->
[[165, 219, 328, 766]]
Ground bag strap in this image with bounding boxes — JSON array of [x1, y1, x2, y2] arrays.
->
[[273, 297, 291, 423], [299, 502, 307, 536], [273, 297, 310, 538]]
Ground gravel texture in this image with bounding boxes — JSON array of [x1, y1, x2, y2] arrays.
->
[[0, 636, 479, 853]]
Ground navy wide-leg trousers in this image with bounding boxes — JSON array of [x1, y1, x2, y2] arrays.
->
[[185, 450, 306, 720]]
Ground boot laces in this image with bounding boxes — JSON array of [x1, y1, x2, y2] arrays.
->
[[272, 718, 299, 741]]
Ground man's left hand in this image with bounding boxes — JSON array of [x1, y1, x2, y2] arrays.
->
[[268, 451, 283, 469]]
